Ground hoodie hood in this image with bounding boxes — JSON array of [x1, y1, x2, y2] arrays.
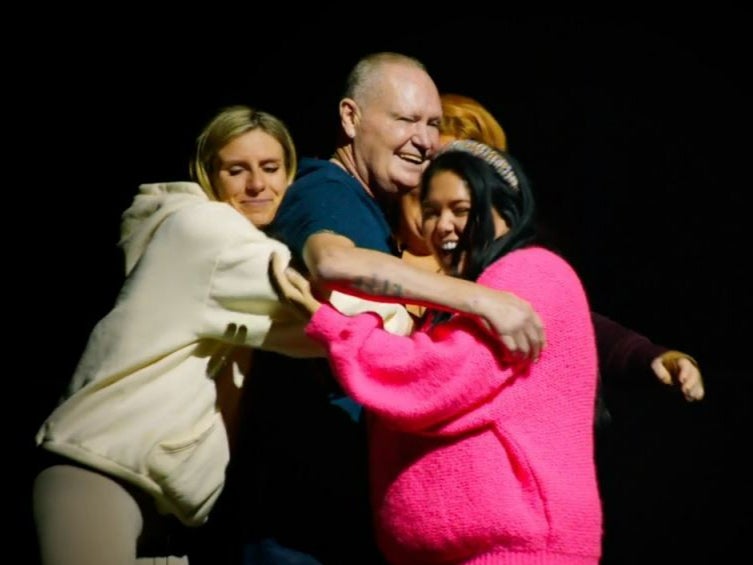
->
[[120, 182, 209, 275]]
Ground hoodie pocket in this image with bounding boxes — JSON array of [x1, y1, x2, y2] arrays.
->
[[146, 412, 229, 526]]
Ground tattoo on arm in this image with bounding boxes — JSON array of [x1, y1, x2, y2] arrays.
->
[[353, 276, 404, 297]]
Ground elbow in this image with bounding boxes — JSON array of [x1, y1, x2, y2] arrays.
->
[[307, 246, 353, 282]]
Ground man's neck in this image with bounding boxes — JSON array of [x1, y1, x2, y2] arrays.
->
[[330, 147, 399, 232], [330, 148, 374, 199]]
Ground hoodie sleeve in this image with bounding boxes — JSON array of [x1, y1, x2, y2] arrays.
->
[[143, 198, 323, 358], [209, 225, 324, 358]]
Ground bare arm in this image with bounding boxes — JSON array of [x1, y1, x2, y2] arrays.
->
[[302, 232, 545, 358]]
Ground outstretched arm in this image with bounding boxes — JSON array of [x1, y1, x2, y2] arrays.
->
[[303, 232, 544, 359], [593, 312, 703, 401]]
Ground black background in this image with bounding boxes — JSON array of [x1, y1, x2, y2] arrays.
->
[[20, 17, 749, 563]]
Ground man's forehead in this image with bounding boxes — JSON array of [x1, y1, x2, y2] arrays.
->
[[373, 70, 441, 112]]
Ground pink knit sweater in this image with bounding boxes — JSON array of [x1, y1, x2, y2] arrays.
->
[[306, 246, 602, 564]]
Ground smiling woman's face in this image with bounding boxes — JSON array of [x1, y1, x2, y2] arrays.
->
[[213, 129, 290, 228], [422, 169, 509, 274]]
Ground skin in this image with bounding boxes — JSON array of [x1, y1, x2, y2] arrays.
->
[[399, 188, 431, 257], [213, 129, 290, 229], [335, 62, 442, 198], [397, 138, 476, 259], [421, 170, 508, 273], [652, 353, 704, 401]]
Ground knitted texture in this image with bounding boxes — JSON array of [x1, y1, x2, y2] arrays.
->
[[307, 246, 602, 564]]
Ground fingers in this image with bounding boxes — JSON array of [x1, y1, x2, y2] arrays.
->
[[512, 331, 531, 358], [511, 310, 545, 362], [500, 335, 518, 355], [528, 330, 541, 362], [683, 380, 705, 402], [498, 324, 543, 362], [528, 312, 545, 361], [513, 326, 538, 361], [677, 358, 705, 401], [477, 317, 521, 355], [269, 252, 290, 299], [653, 352, 705, 402], [487, 305, 545, 362], [284, 266, 312, 293], [269, 251, 306, 306], [651, 357, 673, 386], [270, 251, 288, 281]]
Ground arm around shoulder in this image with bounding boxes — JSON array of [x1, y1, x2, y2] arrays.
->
[[303, 233, 544, 357]]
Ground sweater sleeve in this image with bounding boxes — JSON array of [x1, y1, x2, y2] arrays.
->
[[306, 304, 515, 432], [592, 311, 667, 385], [306, 246, 594, 433]]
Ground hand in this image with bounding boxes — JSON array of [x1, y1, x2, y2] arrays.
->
[[651, 350, 704, 402], [270, 252, 322, 317], [478, 288, 545, 362]]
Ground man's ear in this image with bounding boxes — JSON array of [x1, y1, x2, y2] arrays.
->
[[339, 98, 359, 139]]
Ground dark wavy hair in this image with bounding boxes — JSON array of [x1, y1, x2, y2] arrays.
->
[[420, 147, 537, 281], [419, 146, 537, 324]]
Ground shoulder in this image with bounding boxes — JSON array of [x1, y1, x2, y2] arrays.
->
[[274, 160, 374, 226], [296, 158, 343, 181], [479, 246, 581, 287], [287, 159, 359, 199], [514, 246, 575, 273], [167, 201, 267, 246]]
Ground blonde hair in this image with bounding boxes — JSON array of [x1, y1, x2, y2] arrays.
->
[[440, 93, 508, 150], [189, 105, 297, 200]]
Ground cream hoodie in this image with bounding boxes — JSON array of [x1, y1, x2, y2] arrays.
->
[[36, 182, 412, 526]]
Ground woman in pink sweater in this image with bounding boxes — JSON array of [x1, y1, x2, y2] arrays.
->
[[274, 140, 602, 564]]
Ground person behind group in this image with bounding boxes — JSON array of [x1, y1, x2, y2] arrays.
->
[[239, 52, 544, 565], [274, 139, 602, 564], [398, 92, 704, 402], [32, 105, 325, 565]]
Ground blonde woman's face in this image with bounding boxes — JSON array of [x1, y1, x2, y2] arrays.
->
[[213, 129, 289, 228]]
